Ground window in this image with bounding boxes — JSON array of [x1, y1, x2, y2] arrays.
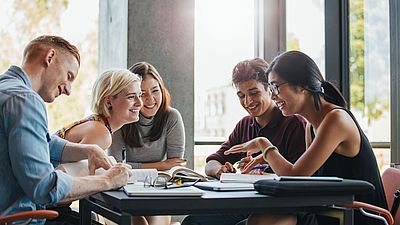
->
[[0, 0, 99, 133], [194, 0, 256, 172], [349, 0, 391, 170], [286, 0, 325, 73]]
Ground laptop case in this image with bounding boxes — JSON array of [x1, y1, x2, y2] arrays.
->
[[254, 178, 375, 196]]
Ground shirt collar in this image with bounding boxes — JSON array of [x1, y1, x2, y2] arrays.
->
[[139, 113, 154, 126], [8, 65, 33, 89], [250, 107, 284, 129]]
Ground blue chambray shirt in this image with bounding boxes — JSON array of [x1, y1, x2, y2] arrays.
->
[[0, 66, 73, 224]]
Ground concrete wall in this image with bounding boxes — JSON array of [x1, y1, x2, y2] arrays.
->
[[99, 0, 195, 168], [99, 0, 128, 72]]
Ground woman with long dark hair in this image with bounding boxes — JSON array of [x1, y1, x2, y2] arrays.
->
[[109, 62, 185, 225]]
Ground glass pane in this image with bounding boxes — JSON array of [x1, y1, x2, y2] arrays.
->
[[0, 0, 99, 134], [286, 0, 325, 73], [194, 0, 255, 171], [349, 0, 390, 171]]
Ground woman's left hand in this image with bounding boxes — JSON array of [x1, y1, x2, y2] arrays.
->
[[224, 137, 272, 156], [241, 154, 266, 174], [161, 158, 187, 170]]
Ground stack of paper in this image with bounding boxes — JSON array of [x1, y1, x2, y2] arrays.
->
[[195, 181, 254, 191], [220, 173, 278, 183]]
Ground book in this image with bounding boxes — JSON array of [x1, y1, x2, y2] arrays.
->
[[127, 167, 208, 184], [220, 173, 278, 183], [195, 181, 254, 191], [60, 159, 207, 183], [158, 166, 208, 182], [123, 182, 204, 196]]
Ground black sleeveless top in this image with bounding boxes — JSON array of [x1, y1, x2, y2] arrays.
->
[[310, 108, 387, 224]]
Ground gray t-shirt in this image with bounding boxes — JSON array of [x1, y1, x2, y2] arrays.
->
[[109, 107, 185, 168]]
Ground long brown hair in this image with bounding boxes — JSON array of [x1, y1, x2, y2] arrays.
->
[[121, 62, 171, 147]]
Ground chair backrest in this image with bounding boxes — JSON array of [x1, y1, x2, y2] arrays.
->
[[0, 210, 58, 225], [382, 167, 400, 225]]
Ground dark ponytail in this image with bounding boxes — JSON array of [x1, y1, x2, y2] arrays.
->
[[321, 81, 347, 108], [267, 51, 347, 111]]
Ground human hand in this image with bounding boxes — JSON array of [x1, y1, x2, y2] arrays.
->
[[224, 137, 272, 157], [236, 156, 253, 171], [104, 163, 132, 189], [241, 154, 266, 174], [161, 158, 187, 170], [55, 164, 67, 172], [215, 162, 236, 179], [86, 145, 113, 175]]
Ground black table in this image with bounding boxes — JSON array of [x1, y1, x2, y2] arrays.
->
[[79, 189, 355, 225]]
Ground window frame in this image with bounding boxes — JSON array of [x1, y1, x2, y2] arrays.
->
[[390, 0, 400, 164], [195, 0, 399, 165]]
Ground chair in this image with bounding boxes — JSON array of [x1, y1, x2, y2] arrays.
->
[[345, 167, 400, 225], [0, 210, 58, 225], [382, 167, 400, 225]]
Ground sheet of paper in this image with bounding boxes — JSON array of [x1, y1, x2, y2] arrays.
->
[[129, 169, 158, 183], [61, 156, 117, 176]]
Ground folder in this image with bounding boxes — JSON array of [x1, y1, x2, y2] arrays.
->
[[123, 183, 204, 196], [195, 181, 254, 191]]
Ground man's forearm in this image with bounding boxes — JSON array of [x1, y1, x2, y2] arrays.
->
[[61, 142, 92, 163], [58, 175, 110, 204], [58, 164, 130, 204]]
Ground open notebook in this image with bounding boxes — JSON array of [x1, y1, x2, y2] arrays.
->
[[123, 182, 204, 196]]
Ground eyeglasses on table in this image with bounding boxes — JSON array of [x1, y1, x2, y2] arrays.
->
[[143, 175, 200, 189]]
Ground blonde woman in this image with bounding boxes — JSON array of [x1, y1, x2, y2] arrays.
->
[[55, 68, 142, 150], [50, 69, 142, 224]]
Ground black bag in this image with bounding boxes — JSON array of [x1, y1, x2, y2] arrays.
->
[[254, 178, 375, 196]]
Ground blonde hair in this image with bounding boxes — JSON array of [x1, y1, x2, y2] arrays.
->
[[91, 69, 141, 117]]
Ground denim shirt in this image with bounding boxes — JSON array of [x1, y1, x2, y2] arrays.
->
[[0, 66, 73, 224]]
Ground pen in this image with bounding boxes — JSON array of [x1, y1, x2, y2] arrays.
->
[[250, 164, 269, 171], [122, 146, 126, 164], [233, 161, 243, 166]]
